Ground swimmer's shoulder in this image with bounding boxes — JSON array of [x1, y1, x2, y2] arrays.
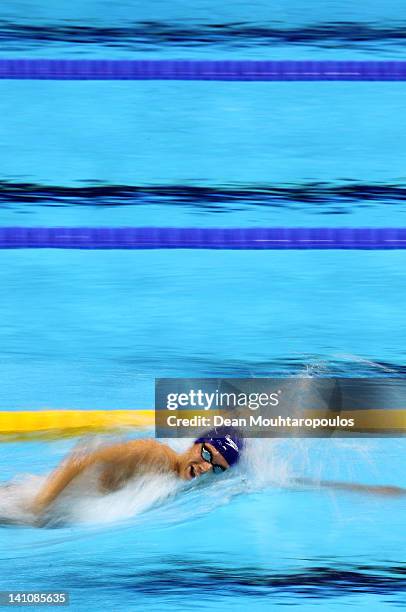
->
[[125, 438, 172, 453], [92, 439, 177, 474], [122, 439, 178, 470]]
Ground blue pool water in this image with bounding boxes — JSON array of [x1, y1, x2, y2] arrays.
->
[[0, 1, 405, 610], [1, 250, 406, 410]]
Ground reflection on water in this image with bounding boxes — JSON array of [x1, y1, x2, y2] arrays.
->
[[1, 181, 406, 230], [90, 560, 406, 599], [1, 0, 406, 62], [2, 181, 406, 211], [2, 20, 406, 53]]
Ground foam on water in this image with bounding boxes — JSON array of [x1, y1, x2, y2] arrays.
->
[[0, 474, 45, 526]]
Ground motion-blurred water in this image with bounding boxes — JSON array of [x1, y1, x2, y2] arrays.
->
[[1, 0, 406, 59], [0, 2, 405, 611], [0, 436, 405, 611]]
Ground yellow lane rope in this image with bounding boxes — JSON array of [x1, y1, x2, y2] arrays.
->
[[0, 410, 154, 441], [0, 409, 404, 441]]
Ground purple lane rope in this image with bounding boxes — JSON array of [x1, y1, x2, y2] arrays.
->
[[0, 227, 405, 249], [1, 60, 406, 80]]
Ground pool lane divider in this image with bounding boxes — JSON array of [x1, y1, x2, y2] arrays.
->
[[0, 411, 153, 440], [0, 227, 406, 249], [2, 60, 406, 81], [0, 410, 404, 440]]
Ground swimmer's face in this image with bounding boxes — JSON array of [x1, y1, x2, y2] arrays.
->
[[179, 442, 229, 480]]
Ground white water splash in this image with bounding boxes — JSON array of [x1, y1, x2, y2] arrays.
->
[[0, 474, 45, 526]]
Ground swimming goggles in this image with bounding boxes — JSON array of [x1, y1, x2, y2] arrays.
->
[[201, 443, 227, 474]]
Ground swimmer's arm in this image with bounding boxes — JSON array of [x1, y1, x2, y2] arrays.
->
[[31, 442, 150, 514], [294, 477, 406, 497]]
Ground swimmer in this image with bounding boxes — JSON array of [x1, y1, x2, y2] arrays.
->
[[30, 428, 405, 517], [31, 428, 243, 515]]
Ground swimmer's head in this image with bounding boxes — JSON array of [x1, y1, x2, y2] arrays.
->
[[178, 427, 244, 481]]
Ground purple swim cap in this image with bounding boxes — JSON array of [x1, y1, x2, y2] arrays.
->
[[195, 427, 243, 467]]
